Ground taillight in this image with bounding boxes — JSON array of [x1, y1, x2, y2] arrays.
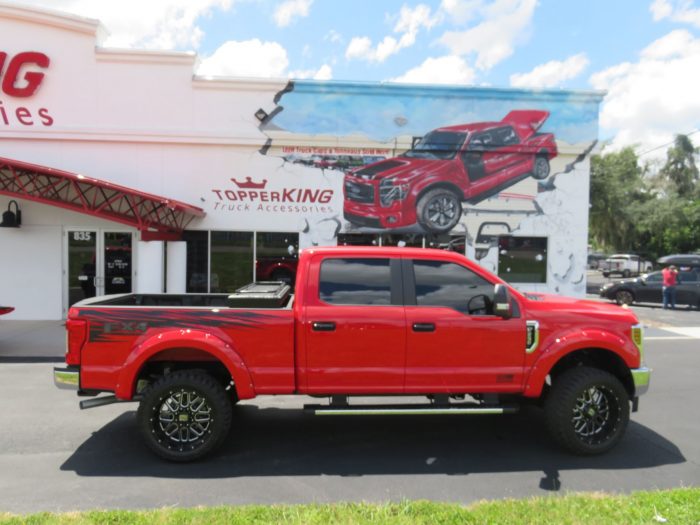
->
[[65, 318, 87, 366]]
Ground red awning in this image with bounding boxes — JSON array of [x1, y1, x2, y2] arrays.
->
[[0, 156, 205, 240]]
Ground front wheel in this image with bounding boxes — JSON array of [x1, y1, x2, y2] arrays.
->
[[615, 289, 634, 306], [416, 188, 463, 233], [544, 367, 629, 455], [137, 370, 233, 462]]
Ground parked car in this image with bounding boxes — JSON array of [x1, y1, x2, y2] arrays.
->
[[601, 254, 652, 278], [55, 246, 650, 462], [343, 110, 557, 233], [600, 269, 700, 307]]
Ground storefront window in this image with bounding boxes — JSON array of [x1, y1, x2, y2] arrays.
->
[[183, 230, 208, 293], [498, 236, 548, 283], [210, 231, 254, 293], [380, 234, 424, 247], [337, 233, 380, 246], [425, 233, 466, 254], [255, 232, 300, 285]]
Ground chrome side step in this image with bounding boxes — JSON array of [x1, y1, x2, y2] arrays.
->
[[305, 404, 519, 416]]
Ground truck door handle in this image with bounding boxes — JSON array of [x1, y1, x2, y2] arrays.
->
[[412, 322, 435, 332], [312, 321, 336, 332]]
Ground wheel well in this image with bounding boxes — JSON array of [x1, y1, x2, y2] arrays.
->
[[416, 182, 464, 204], [135, 348, 234, 397], [537, 148, 549, 157], [548, 348, 634, 397]]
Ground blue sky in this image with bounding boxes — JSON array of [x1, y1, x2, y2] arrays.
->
[[18, 0, 700, 158]]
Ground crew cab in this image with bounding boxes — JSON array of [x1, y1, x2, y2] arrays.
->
[[601, 254, 653, 278], [54, 247, 650, 462], [343, 110, 557, 233]]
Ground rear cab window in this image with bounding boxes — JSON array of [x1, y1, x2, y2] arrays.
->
[[319, 258, 397, 305]]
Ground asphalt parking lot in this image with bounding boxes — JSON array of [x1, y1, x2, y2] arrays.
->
[[1, 299, 699, 513]]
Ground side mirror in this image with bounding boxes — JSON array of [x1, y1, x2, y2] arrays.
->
[[493, 283, 512, 319]]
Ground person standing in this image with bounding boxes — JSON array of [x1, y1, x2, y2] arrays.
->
[[662, 265, 679, 309]]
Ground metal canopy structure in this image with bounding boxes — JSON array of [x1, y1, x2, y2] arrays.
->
[[0, 156, 205, 240]]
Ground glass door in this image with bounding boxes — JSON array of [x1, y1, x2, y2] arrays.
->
[[65, 229, 134, 312], [67, 229, 98, 307]]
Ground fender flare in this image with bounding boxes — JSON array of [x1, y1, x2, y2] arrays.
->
[[523, 328, 638, 398], [114, 329, 255, 400]]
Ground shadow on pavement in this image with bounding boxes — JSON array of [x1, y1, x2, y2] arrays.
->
[[61, 404, 685, 482]]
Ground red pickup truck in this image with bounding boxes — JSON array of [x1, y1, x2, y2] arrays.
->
[[54, 246, 650, 462], [344, 110, 557, 233]]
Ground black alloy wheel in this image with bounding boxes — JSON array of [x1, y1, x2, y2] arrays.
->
[[137, 370, 233, 462], [544, 367, 629, 455], [417, 188, 463, 233]]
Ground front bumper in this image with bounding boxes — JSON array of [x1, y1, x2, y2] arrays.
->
[[631, 366, 651, 396], [54, 366, 79, 390]]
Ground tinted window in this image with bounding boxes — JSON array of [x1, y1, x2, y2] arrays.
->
[[413, 260, 493, 314], [680, 270, 699, 283], [645, 272, 662, 283], [320, 258, 392, 305]]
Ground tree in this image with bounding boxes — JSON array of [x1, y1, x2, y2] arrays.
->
[[658, 134, 699, 197], [589, 147, 649, 252]]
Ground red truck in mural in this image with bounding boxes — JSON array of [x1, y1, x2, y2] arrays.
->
[[54, 246, 650, 462], [0, 306, 14, 316], [344, 110, 557, 233]]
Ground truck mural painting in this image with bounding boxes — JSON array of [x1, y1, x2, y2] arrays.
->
[[249, 81, 601, 297], [342, 110, 558, 233]]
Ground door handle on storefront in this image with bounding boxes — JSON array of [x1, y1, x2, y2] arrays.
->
[[312, 321, 336, 332], [412, 322, 435, 332]]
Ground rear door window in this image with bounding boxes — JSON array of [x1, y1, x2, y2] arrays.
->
[[319, 258, 393, 305]]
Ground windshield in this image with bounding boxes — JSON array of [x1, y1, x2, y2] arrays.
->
[[402, 131, 467, 160]]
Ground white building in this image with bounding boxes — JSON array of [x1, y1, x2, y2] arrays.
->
[[0, 3, 603, 320]]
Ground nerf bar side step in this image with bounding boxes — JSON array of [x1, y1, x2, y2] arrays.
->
[[79, 395, 141, 410], [305, 403, 519, 416]]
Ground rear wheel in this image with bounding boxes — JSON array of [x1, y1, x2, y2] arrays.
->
[[615, 289, 634, 306], [416, 188, 463, 233], [137, 370, 233, 462], [531, 155, 550, 180], [622, 269, 631, 278], [544, 367, 629, 455]]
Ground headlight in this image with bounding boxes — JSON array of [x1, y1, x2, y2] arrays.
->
[[379, 177, 408, 207]]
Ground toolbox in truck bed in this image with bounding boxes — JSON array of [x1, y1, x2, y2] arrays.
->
[[227, 281, 291, 308]]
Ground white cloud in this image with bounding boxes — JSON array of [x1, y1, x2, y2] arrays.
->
[[18, 0, 232, 49], [510, 53, 590, 88], [273, 0, 313, 27], [197, 39, 289, 78], [650, 0, 700, 27], [290, 64, 333, 80], [391, 55, 475, 85], [439, 0, 483, 24], [438, 0, 537, 70], [589, 29, 700, 155], [325, 29, 342, 44], [345, 3, 439, 62]]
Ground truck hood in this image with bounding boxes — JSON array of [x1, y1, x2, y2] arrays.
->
[[523, 293, 639, 323], [350, 157, 445, 181]]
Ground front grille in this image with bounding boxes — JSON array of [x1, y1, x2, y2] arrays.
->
[[344, 180, 375, 203]]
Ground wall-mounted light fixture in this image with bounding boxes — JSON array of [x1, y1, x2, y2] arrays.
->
[[0, 200, 21, 228]]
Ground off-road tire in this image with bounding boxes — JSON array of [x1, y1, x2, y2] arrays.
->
[[615, 289, 635, 306], [137, 370, 233, 462], [544, 367, 629, 455], [416, 188, 463, 234], [531, 155, 550, 180]]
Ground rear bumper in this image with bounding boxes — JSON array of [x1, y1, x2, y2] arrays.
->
[[631, 366, 651, 396], [54, 366, 79, 390]]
